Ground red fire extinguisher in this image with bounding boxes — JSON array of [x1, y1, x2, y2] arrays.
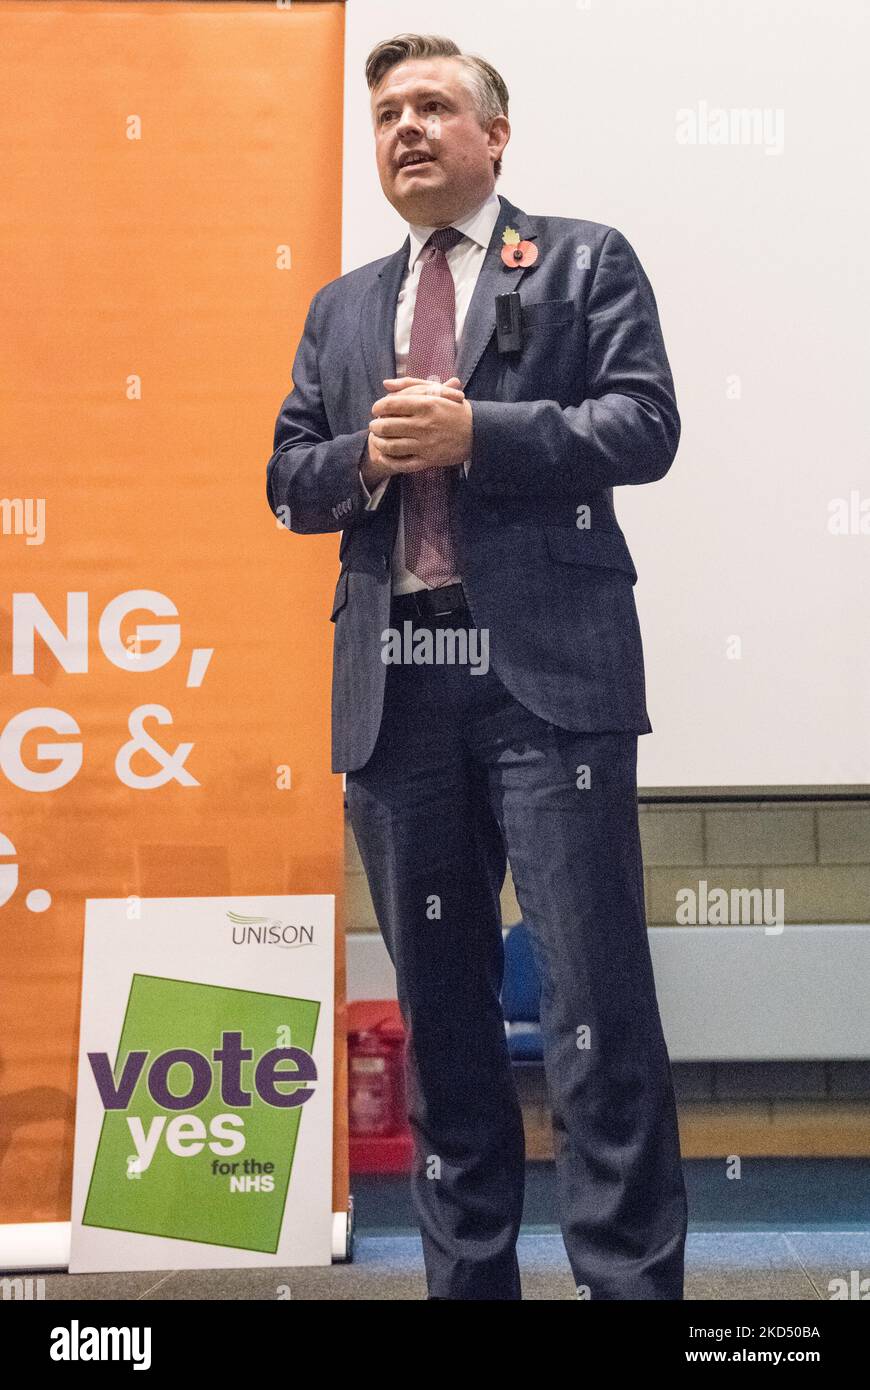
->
[[348, 1010, 407, 1138]]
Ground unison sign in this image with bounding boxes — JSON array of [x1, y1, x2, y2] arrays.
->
[[70, 895, 335, 1272]]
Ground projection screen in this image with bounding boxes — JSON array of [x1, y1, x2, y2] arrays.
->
[[341, 0, 870, 790]]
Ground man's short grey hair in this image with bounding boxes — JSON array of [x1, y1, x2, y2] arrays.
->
[[365, 33, 509, 179]]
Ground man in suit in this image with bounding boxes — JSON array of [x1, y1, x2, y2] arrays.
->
[[266, 32, 688, 1300]]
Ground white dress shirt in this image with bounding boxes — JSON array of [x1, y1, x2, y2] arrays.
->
[[359, 189, 502, 595]]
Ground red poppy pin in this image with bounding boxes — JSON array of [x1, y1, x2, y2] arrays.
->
[[500, 225, 538, 269]]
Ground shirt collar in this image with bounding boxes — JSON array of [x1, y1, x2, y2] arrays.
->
[[406, 189, 502, 271]]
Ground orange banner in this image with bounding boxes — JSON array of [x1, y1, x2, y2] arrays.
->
[[0, 0, 348, 1226]]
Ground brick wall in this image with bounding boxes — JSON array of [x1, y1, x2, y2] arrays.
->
[[641, 803, 870, 924], [346, 801, 870, 933], [345, 800, 870, 1119]]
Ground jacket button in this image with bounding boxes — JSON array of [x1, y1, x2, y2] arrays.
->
[[382, 554, 390, 569]]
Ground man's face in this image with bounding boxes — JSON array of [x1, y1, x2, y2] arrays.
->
[[371, 57, 509, 225]]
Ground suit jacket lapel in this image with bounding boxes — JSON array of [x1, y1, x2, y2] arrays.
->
[[454, 194, 538, 389], [360, 194, 538, 406], [359, 238, 409, 406]]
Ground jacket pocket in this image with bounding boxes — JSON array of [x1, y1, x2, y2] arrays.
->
[[329, 569, 349, 622], [544, 526, 638, 581], [521, 298, 576, 329]]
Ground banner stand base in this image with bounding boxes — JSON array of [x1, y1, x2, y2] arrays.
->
[[2, 1212, 353, 1273], [0, 1221, 70, 1272]]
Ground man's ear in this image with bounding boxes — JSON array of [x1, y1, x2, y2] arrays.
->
[[488, 114, 510, 164]]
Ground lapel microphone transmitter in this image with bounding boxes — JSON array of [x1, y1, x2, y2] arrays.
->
[[496, 291, 523, 353]]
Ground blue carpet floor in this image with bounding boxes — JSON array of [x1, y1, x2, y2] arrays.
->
[[354, 1158, 870, 1234], [13, 1160, 870, 1300]]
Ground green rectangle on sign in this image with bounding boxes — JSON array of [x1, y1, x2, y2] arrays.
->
[[82, 974, 320, 1252]]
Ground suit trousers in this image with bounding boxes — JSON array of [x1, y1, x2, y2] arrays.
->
[[345, 621, 688, 1300]]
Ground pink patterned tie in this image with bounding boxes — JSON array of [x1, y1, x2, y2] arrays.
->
[[401, 225, 465, 588]]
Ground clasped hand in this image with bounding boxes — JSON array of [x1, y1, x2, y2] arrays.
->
[[366, 376, 473, 479]]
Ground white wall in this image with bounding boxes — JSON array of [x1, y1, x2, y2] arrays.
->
[[343, 0, 870, 788]]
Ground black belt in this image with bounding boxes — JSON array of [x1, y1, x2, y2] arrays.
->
[[391, 581, 471, 623]]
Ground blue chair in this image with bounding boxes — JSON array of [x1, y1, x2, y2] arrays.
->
[[501, 922, 544, 1063]]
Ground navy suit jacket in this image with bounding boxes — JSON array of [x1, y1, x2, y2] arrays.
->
[[266, 193, 680, 773]]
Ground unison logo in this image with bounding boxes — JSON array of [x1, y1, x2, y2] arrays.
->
[[226, 911, 314, 948]]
